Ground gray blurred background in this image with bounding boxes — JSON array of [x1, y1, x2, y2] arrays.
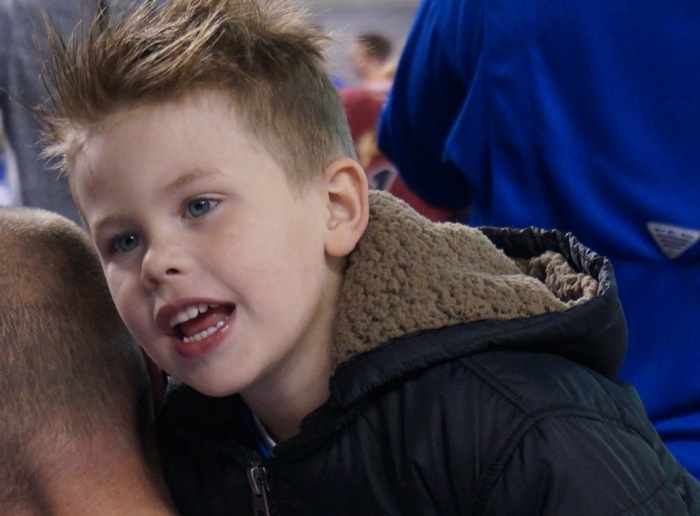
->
[[300, 0, 420, 86]]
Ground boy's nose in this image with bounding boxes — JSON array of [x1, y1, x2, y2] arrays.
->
[[140, 241, 184, 289]]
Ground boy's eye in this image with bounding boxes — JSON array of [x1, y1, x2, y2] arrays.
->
[[112, 234, 140, 254], [186, 198, 217, 218]]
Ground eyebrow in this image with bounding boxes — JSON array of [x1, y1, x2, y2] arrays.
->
[[162, 168, 222, 196]]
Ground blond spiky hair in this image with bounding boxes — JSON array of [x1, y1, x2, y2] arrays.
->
[[41, 0, 356, 186]]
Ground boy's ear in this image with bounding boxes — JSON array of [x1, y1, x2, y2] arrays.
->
[[323, 157, 369, 257]]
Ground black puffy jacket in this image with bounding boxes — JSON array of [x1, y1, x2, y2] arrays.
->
[[158, 192, 700, 515]]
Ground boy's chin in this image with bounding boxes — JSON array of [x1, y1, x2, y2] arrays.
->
[[187, 375, 243, 398]]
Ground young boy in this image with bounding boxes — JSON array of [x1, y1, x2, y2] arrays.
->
[[40, 0, 700, 514], [0, 207, 176, 514]]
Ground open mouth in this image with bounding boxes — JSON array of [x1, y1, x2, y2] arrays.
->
[[169, 303, 235, 343]]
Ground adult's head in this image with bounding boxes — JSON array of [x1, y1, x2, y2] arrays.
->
[[0, 207, 167, 512]]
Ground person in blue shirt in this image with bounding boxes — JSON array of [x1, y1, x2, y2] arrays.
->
[[0, 134, 9, 206], [0, 162, 8, 206], [378, 0, 700, 477]]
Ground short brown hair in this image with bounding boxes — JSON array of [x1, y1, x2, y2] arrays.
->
[[41, 0, 356, 188], [0, 207, 151, 505]]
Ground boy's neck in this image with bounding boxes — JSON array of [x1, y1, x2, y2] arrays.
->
[[242, 265, 343, 442], [243, 343, 334, 442]]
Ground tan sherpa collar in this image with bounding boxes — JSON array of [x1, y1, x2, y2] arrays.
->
[[331, 191, 598, 367]]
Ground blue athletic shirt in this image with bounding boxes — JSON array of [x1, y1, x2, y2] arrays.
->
[[379, 0, 700, 476]]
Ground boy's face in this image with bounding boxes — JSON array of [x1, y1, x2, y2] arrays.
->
[[72, 89, 344, 401]]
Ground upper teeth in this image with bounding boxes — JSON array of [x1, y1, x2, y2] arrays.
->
[[169, 303, 216, 328]]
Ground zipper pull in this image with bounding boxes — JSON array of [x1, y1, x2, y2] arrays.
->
[[247, 466, 271, 516]]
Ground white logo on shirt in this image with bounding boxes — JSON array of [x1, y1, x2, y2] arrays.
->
[[647, 222, 700, 260]]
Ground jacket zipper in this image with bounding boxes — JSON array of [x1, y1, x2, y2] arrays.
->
[[247, 465, 271, 515]]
